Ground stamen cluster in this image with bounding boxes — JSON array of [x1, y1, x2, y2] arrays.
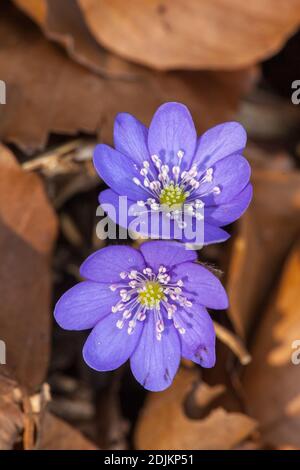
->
[[132, 150, 221, 227], [110, 265, 192, 340]]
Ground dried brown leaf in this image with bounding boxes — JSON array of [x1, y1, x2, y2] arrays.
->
[[135, 368, 257, 450], [78, 0, 300, 70], [0, 375, 24, 450], [13, 0, 47, 25], [0, 3, 257, 154], [0, 144, 57, 391], [243, 240, 300, 448], [37, 412, 97, 450], [13, 0, 137, 79], [226, 166, 300, 338]]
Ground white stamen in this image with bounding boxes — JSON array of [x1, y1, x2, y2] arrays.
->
[[133, 177, 141, 186], [213, 186, 221, 195], [172, 166, 180, 178], [140, 168, 148, 177]]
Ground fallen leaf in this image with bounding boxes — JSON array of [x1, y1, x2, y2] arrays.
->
[[78, 0, 300, 70], [13, 0, 137, 79], [0, 143, 18, 169], [13, 0, 47, 25], [135, 368, 257, 450], [226, 166, 300, 338], [37, 412, 97, 450], [0, 2, 257, 154], [0, 375, 24, 450], [0, 144, 57, 391], [0, 374, 84, 450], [243, 240, 300, 448]]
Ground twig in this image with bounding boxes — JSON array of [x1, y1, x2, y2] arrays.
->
[[213, 321, 251, 366], [22, 138, 95, 172]]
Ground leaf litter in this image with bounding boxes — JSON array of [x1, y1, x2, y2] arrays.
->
[[0, 0, 300, 450]]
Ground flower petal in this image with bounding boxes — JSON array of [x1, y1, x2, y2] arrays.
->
[[197, 154, 251, 205], [114, 113, 149, 165], [130, 315, 181, 391], [80, 245, 145, 283], [203, 223, 230, 245], [93, 144, 147, 200], [148, 102, 197, 169], [178, 214, 229, 245], [205, 183, 253, 226], [83, 313, 143, 371], [54, 281, 119, 330], [140, 240, 197, 272], [172, 262, 228, 309], [177, 306, 216, 367], [192, 122, 247, 171]]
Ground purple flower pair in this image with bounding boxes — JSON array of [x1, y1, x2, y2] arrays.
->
[[54, 102, 252, 391]]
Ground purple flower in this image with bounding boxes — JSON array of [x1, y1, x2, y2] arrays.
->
[[94, 102, 252, 245], [54, 241, 228, 391]]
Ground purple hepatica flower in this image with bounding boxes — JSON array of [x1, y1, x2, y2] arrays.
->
[[94, 102, 252, 245], [54, 241, 228, 392]]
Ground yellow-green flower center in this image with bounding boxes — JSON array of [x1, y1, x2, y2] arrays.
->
[[159, 184, 187, 209], [138, 281, 165, 308]]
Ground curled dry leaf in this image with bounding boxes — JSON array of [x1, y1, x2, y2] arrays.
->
[[37, 412, 97, 450], [226, 165, 300, 338], [78, 0, 300, 70], [135, 368, 257, 450], [13, 0, 137, 78], [0, 144, 57, 392], [243, 240, 300, 449], [0, 375, 93, 450], [0, 2, 257, 154], [0, 375, 24, 450]]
